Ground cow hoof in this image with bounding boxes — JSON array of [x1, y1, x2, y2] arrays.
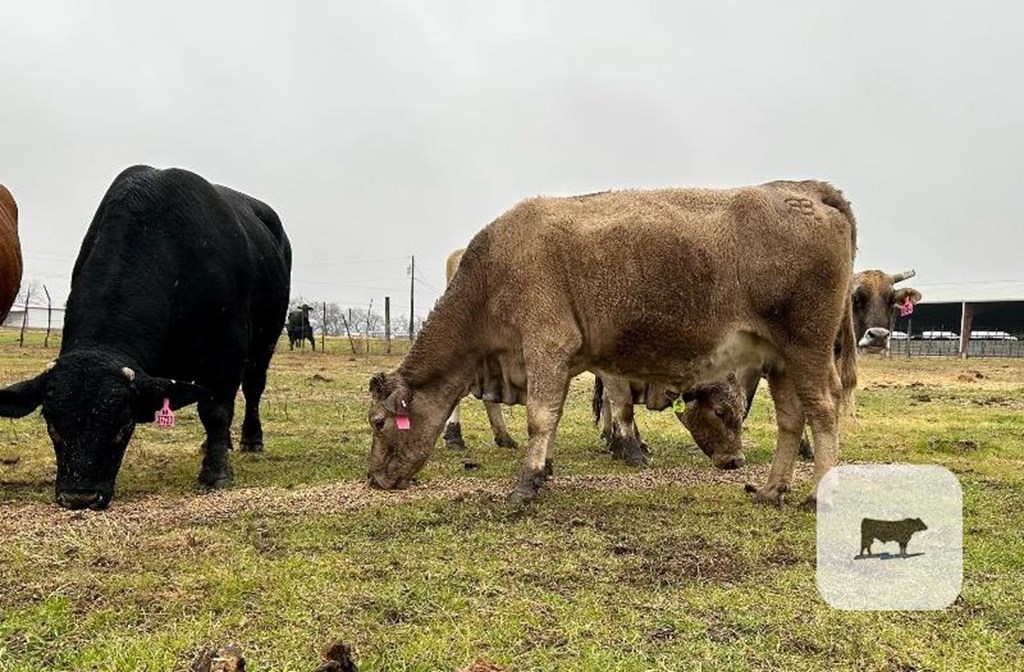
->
[[198, 470, 232, 490], [624, 451, 651, 468], [506, 487, 538, 506], [494, 435, 519, 450], [507, 468, 547, 505], [610, 436, 649, 467], [542, 458, 554, 479], [745, 483, 787, 506], [239, 439, 264, 453], [443, 423, 466, 450], [802, 496, 832, 513]]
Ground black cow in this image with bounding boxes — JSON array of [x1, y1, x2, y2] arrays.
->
[[0, 165, 291, 510], [287, 304, 315, 350], [860, 517, 928, 557]]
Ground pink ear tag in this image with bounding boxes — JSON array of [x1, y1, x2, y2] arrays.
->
[[155, 398, 176, 428], [395, 399, 411, 430], [900, 296, 915, 317]]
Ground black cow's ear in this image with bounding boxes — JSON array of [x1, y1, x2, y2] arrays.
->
[[0, 374, 48, 418], [133, 374, 208, 421]]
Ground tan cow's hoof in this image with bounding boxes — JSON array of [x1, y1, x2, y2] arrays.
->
[[802, 496, 832, 513], [744, 483, 788, 506], [507, 468, 547, 505], [494, 435, 519, 450]]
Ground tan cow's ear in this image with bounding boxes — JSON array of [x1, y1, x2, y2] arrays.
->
[[893, 288, 922, 305]]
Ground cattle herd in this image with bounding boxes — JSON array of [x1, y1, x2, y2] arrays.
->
[[0, 166, 923, 511]]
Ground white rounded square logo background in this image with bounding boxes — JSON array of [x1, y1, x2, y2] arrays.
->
[[816, 464, 963, 611]]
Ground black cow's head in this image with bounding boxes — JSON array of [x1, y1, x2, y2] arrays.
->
[[851, 269, 922, 353], [0, 351, 206, 510]]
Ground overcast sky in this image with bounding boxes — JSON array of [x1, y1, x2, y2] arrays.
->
[[2, 1, 1022, 313]]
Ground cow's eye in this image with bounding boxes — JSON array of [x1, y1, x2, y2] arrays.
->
[[714, 406, 728, 419], [372, 416, 386, 432]]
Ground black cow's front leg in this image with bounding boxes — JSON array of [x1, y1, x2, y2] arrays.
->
[[198, 398, 235, 488]]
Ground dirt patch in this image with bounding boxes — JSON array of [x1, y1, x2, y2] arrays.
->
[[457, 660, 512, 672], [971, 396, 1024, 409], [310, 373, 334, 383], [910, 394, 932, 403], [191, 645, 246, 672], [0, 464, 814, 546], [618, 536, 748, 586], [763, 543, 805, 567], [928, 438, 980, 453]]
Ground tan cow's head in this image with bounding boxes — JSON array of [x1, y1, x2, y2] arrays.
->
[[851, 269, 922, 353], [676, 373, 747, 470], [367, 371, 451, 490]]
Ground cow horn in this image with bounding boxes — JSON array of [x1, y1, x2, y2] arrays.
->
[[890, 269, 916, 284], [45, 360, 57, 372], [122, 367, 136, 382]]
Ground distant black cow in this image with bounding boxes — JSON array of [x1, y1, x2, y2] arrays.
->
[[0, 165, 291, 510], [860, 517, 928, 557], [287, 304, 315, 350]]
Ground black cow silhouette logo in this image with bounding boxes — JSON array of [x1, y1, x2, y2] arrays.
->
[[858, 518, 927, 558]]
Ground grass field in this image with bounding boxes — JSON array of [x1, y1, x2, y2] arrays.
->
[[1, 330, 1022, 671]]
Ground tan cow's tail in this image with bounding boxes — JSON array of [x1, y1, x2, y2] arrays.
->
[[838, 289, 857, 414]]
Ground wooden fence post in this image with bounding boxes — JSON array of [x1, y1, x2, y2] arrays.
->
[[340, 312, 356, 355], [18, 287, 31, 347], [43, 285, 53, 348], [384, 296, 391, 354]]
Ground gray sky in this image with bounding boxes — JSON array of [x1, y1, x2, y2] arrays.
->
[[2, 1, 1022, 313]]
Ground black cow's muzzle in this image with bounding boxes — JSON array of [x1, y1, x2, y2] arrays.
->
[[56, 490, 110, 511]]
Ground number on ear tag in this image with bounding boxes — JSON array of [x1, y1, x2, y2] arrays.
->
[[155, 398, 176, 428], [900, 296, 915, 317], [396, 415, 411, 430]]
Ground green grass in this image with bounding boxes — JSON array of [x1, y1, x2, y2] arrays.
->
[[1, 329, 1023, 670]]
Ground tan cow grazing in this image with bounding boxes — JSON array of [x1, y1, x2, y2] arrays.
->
[[445, 248, 748, 464], [367, 181, 858, 507], [593, 374, 749, 469], [594, 268, 922, 464], [0, 185, 23, 323]]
